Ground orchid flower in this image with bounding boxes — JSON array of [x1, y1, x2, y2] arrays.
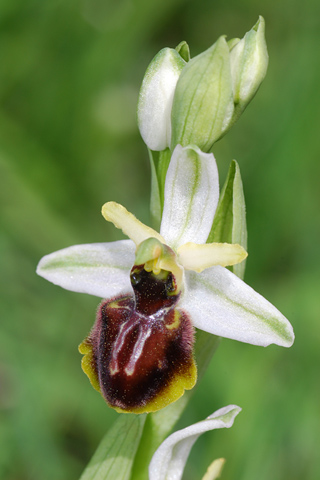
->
[[37, 144, 294, 414], [149, 404, 241, 480]]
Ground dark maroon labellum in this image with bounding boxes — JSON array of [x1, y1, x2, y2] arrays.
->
[[80, 265, 197, 413]]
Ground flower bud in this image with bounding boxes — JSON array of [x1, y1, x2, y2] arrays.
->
[[228, 37, 241, 50], [170, 18, 268, 152], [170, 36, 234, 152], [229, 16, 268, 110], [175, 40, 190, 62], [137, 48, 186, 151]]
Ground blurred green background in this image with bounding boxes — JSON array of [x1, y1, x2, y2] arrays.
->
[[1, 0, 319, 479]]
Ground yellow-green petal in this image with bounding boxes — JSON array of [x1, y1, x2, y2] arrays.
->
[[178, 242, 247, 272], [102, 201, 165, 246]]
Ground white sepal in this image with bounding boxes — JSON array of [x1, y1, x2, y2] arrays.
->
[[149, 405, 241, 480], [182, 266, 294, 347], [160, 145, 219, 249], [36, 240, 135, 299]]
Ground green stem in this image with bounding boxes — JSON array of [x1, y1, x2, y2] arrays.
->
[[149, 148, 172, 230]]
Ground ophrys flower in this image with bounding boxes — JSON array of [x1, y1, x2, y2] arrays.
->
[[37, 145, 294, 413]]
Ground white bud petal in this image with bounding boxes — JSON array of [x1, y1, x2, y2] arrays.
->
[[137, 48, 185, 151]]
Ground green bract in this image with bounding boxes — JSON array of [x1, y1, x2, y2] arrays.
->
[[208, 159, 247, 279]]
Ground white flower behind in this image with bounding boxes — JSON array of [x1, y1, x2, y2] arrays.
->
[[149, 405, 241, 480]]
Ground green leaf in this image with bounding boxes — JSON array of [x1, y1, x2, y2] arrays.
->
[[207, 160, 247, 279], [79, 414, 146, 480]]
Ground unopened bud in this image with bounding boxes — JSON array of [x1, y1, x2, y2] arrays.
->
[[137, 48, 185, 151], [170, 36, 234, 152], [230, 16, 268, 110]]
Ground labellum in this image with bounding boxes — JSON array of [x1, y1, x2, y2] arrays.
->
[[79, 255, 196, 414]]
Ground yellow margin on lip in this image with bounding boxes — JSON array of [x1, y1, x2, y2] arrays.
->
[[113, 358, 197, 414], [78, 340, 101, 394]]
